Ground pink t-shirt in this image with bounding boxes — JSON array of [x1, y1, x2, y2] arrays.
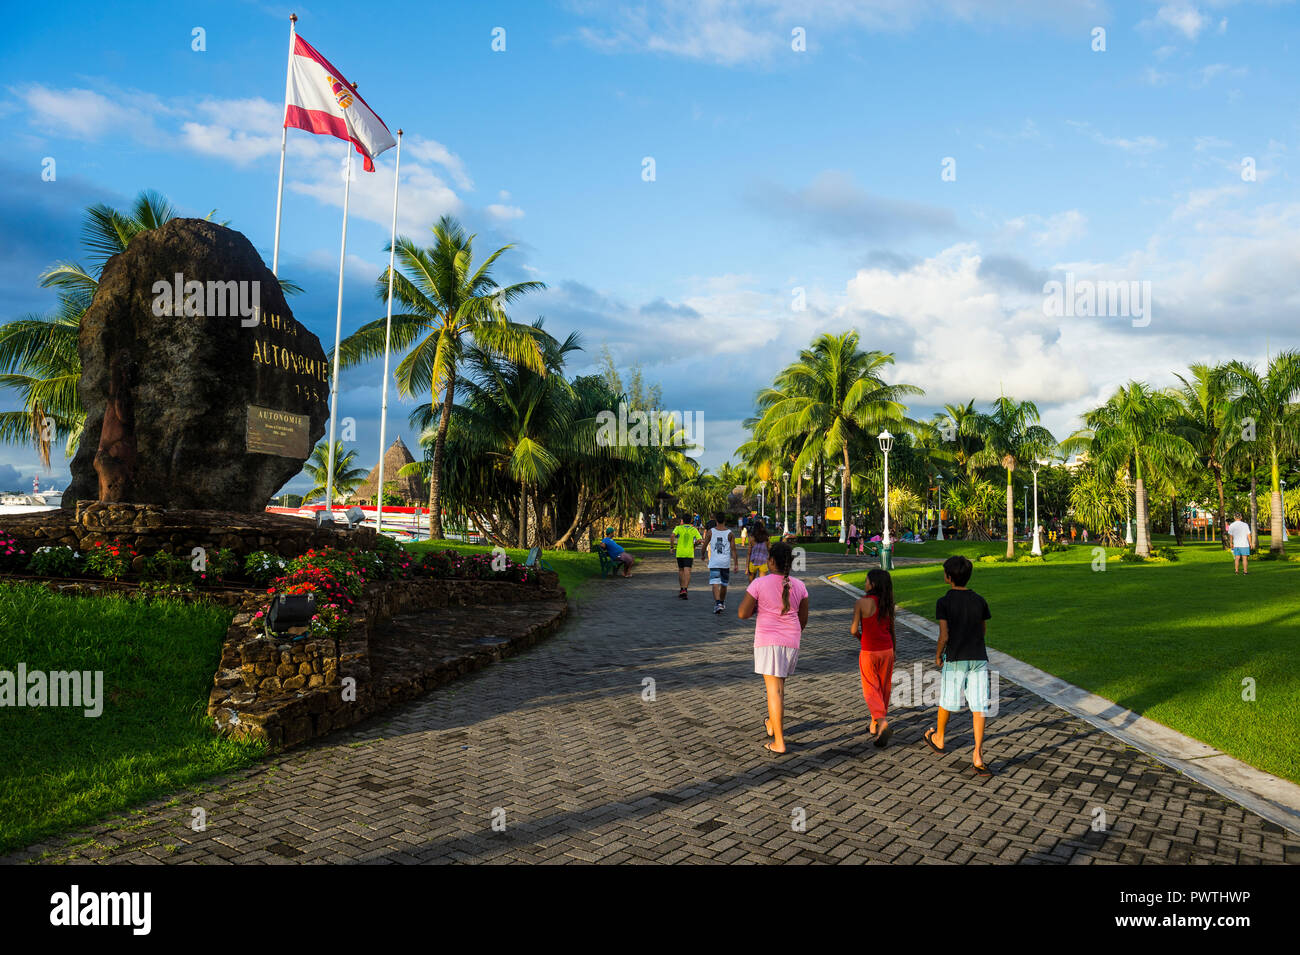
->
[[747, 574, 808, 648]]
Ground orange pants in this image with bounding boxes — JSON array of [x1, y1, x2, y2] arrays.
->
[[858, 648, 895, 721]]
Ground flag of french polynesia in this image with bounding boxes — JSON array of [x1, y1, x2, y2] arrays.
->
[[284, 34, 396, 171]]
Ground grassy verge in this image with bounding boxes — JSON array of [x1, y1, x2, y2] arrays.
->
[[0, 583, 264, 854], [837, 538, 1300, 783], [405, 537, 666, 601]]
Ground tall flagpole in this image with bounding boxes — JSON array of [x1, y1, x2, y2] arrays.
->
[[271, 13, 297, 277], [375, 130, 403, 536], [325, 138, 352, 512]]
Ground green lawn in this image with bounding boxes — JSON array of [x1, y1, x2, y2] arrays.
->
[[406, 536, 667, 601], [838, 537, 1300, 784], [0, 584, 265, 854]]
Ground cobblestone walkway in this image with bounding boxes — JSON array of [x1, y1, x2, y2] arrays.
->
[[7, 552, 1297, 864]]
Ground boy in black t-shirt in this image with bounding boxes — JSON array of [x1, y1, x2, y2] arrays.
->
[[924, 554, 993, 775]]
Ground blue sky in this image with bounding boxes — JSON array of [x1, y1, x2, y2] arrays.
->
[[2, 0, 1297, 493]]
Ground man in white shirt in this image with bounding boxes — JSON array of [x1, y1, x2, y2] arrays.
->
[[700, 512, 738, 614], [1226, 513, 1253, 575]]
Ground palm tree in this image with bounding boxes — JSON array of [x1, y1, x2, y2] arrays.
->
[[756, 332, 921, 543], [967, 396, 1056, 558], [445, 322, 582, 547], [337, 215, 546, 540], [939, 399, 982, 477], [301, 440, 367, 504], [1064, 383, 1196, 557], [0, 300, 82, 467], [1222, 352, 1300, 556], [1172, 364, 1233, 549]]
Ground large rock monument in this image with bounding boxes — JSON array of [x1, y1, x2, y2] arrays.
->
[[65, 218, 329, 512]]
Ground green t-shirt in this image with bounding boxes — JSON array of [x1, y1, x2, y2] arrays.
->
[[672, 524, 702, 557]]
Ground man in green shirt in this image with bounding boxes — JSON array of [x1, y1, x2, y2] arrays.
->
[[671, 514, 702, 599]]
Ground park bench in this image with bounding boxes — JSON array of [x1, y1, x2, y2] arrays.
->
[[595, 542, 618, 577]]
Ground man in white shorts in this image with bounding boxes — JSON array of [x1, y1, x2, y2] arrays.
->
[[1227, 513, 1253, 574], [700, 512, 739, 614]]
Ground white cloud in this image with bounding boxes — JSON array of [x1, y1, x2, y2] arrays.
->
[[13, 83, 169, 141], [567, 0, 1108, 65], [1154, 3, 1210, 40], [486, 203, 525, 221]]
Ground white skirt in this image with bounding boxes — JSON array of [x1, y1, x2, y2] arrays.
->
[[754, 644, 799, 677]]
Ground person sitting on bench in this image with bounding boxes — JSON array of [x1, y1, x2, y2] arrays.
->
[[601, 528, 637, 577]]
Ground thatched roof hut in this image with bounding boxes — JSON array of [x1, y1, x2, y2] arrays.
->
[[352, 438, 427, 505]]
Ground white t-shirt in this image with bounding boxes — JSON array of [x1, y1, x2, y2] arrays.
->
[[1227, 520, 1252, 549], [706, 527, 733, 568]]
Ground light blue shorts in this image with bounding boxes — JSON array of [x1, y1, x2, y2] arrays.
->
[[940, 660, 991, 713], [708, 567, 730, 586], [1232, 547, 1250, 557]]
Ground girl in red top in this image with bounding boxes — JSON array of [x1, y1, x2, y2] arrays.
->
[[851, 568, 897, 748]]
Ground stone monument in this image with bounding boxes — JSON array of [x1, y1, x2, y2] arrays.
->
[[65, 218, 329, 512]]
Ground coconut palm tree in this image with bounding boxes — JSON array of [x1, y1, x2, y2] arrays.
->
[[967, 395, 1057, 558], [1064, 383, 1197, 557], [1172, 364, 1233, 549], [336, 215, 546, 540], [755, 332, 921, 544], [1222, 352, 1300, 556], [301, 440, 368, 504]]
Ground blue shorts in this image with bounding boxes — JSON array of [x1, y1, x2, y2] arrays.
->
[[708, 567, 731, 586], [940, 660, 991, 713], [1232, 547, 1250, 557]]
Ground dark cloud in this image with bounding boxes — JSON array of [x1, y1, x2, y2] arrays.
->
[[745, 171, 958, 242], [0, 464, 24, 490], [863, 249, 919, 272], [639, 297, 700, 319], [978, 253, 1049, 292]]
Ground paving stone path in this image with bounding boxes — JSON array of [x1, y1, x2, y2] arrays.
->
[[8, 551, 1297, 864]]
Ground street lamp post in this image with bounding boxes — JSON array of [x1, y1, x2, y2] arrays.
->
[[878, 430, 893, 570], [1031, 463, 1042, 556], [783, 473, 790, 534], [1124, 495, 1134, 545], [936, 475, 945, 541]]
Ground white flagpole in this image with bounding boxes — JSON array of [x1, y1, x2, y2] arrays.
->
[[375, 130, 403, 537], [271, 13, 297, 277], [325, 138, 352, 512]]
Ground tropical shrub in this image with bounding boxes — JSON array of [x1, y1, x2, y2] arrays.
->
[[244, 550, 288, 586], [27, 545, 80, 577], [142, 551, 192, 584], [0, 534, 28, 572], [84, 540, 136, 579]]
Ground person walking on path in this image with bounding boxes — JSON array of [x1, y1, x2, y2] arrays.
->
[[925, 555, 993, 775], [851, 568, 896, 748], [738, 541, 809, 755], [1227, 513, 1253, 574], [747, 521, 771, 582], [846, 519, 859, 556], [671, 513, 702, 598], [700, 512, 739, 614]]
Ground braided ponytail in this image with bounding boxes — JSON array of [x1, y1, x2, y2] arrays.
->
[[770, 542, 795, 615]]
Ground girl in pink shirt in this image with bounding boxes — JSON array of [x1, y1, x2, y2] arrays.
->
[[738, 542, 809, 755]]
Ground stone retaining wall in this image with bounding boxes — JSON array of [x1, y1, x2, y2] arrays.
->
[[0, 502, 375, 568], [208, 574, 566, 750]]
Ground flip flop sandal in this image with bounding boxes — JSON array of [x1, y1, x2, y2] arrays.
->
[[924, 728, 945, 754], [763, 742, 787, 756], [874, 724, 894, 749], [972, 763, 993, 776]]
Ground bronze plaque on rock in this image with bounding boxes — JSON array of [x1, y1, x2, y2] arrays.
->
[[247, 405, 311, 459]]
